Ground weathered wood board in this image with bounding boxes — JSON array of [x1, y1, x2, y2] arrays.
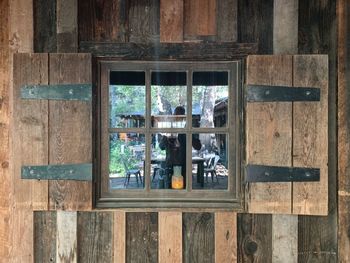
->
[[160, 0, 183, 43], [48, 53, 92, 211], [57, 211, 77, 262], [113, 211, 126, 263], [216, 0, 237, 42], [215, 212, 237, 263]]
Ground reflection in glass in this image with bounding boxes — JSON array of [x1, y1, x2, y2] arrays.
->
[[109, 71, 145, 128], [150, 133, 187, 190], [109, 133, 145, 189], [192, 71, 229, 128], [151, 72, 187, 128], [192, 133, 228, 190]]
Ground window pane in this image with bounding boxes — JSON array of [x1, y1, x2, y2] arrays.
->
[[150, 133, 186, 190], [151, 72, 187, 128], [109, 133, 145, 189], [192, 72, 228, 128], [192, 133, 228, 190], [109, 71, 145, 128]]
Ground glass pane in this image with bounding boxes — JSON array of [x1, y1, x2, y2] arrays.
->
[[109, 71, 145, 128], [109, 133, 145, 189], [192, 72, 229, 128], [192, 133, 228, 190], [150, 133, 186, 190], [151, 72, 187, 128]]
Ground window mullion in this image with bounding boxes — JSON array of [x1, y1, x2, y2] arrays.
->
[[145, 69, 151, 192], [186, 69, 193, 191]]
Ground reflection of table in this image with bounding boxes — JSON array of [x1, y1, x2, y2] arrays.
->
[[149, 157, 205, 187]]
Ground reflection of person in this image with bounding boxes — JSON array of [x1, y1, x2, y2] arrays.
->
[[159, 106, 201, 188]]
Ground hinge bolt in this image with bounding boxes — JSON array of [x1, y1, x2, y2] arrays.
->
[[305, 172, 311, 177], [69, 89, 74, 95], [306, 91, 311, 96]]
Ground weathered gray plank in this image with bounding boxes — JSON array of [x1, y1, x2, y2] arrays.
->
[[183, 213, 214, 263], [77, 212, 113, 263], [34, 212, 57, 263], [126, 212, 158, 263], [216, 0, 237, 42], [57, 0, 77, 52]]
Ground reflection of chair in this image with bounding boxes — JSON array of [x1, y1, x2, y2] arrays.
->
[[122, 158, 142, 187], [204, 155, 220, 183]]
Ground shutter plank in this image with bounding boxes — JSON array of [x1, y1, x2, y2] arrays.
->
[[246, 55, 293, 213], [293, 55, 328, 215], [215, 212, 237, 263], [160, 0, 183, 43], [159, 212, 182, 263], [48, 53, 92, 211], [13, 53, 49, 209], [57, 211, 77, 262]]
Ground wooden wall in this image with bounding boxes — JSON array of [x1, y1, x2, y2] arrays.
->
[[0, 0, 342, 262]]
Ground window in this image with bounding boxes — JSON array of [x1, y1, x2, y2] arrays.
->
[[96, 61, 242, 208]]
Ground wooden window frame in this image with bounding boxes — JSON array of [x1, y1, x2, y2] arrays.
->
[[95, 60, 244, 209]]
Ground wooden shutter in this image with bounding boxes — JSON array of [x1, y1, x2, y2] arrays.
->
[[245, 55, 328, 215], [14, 53, 92, 211]]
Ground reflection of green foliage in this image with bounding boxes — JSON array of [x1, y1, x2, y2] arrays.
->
[[109, 136, 142, 175], [151, 86, 187, 114]]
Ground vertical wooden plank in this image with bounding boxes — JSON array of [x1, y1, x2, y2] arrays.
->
[[237, 214, 272, 262], [12, 53, 49, 262], [297, 0, 337, 261], [128, 0, 160, 43], [0, 1, 11, 260], [237, 0, 273, 54], [183, 213, 214, 263], [272, 215, 297, 263], [273, 0, 298, 54], [57, 211, 77, 263], [34, 211, 57, 263], [216, 0, 237, 42], [184, 0, 216, 38], [293, 55, 328, 215], [215, 212, 237, 263], [160, 0, 183, 43], [78, 0, 128, 43], [272, 1, 298, 262], [113, 211, 126, 263], [159, 212, 182, 263], [338, 0, 350, 261], [48, 53, 92, 211], [33, 0, 57, 52], [246, 55, 293, 214], [77, 212, 113, 263], [57, 0, 78, 52], [126, 212, 158, 263]]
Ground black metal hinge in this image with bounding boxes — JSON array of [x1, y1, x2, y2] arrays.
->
[[246, 85, 320, 102], [21, 84, 92, 101], [21, 163, 92, 181], [246, 164, 320, 182]]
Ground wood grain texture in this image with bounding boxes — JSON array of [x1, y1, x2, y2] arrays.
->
[[33, 0, 57, 52], [78, 0, 127, 42], [273, 0, 298, 54], [57, 211, 77, 263], [77, 212, 113, 263], [79, 42, 258, 60], [128, 0, 160, 43], [237, 213, 272, 262], [237, 0, 273, 54], [48, 53, 92, 211], [338, 0, 350, 261], [292, 55, 328, 215], [57, 0, 78, 52], [215, 212, 237, 263], [272, 215, 297, 263], [160, 0, 183, 43], [34, 211, 57, 263], [13, 53, 49, 210], [113, 211, 126, 263], [246, 55, 293, 214], [216, 0, 237, 42], [159, 212, 182, 263], [184, 0, 216, 39], [183, 213, 214, 263], [126, 212, 158, 263]]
